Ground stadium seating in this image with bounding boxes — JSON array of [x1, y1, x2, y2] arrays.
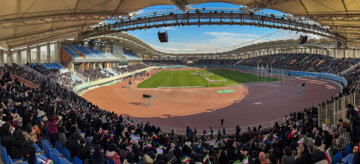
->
[[62, 47, 80, 58], [85, 47, 107, 58], [71, 45, 97, 58], [42, 63, 63, 70], [2, 52, 360, 163], [123, 50, 139, 59], [64, 45, 117, 59]]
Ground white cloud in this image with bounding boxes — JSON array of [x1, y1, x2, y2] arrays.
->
[[149, 30, 317, 53], [151, 31, 264, 53], [204, 32, 258, 38], [162, 27, 177, 31]]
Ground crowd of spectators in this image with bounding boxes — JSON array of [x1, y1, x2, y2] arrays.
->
[[113, 64, 148, 74], [77, 69, 109, 82], [26, 64, 80, 89], [194, 53, 360, 75], [237, 54, 360, 74], [28, 64, 59, 77], [1, 53, 360, 164], [144, 60, 183, 66], [195, 59, 240, 66]]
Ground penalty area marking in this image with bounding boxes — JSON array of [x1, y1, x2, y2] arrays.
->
[[254, 102, 262, 105]]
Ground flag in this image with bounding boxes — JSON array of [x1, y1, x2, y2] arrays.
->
[[297, 137, 305, 145], [325, 147, 334, 164], [98, 127, 103, 135], [263, 136, 268, 143], [37, 154, 54, 164], [207, 139, 216, 145], [292, 129, 298, 136], [181, 156, 191, 163], [142, 131, 148, 136], [203, 154, 209, 163], [287, 130, 293, 139], [145, 141, 152, 148], [159, 145, 165, 149], [312, 127, 317, 133], [152, 134, 158, 139], [103, 130, 108, 134], [224, 137, 229, 143], [125, 120, 136, 126], [273, 135, 278, 140], [241, 156, 249, 164], [233, 160, 240, 164], [129, 138, 135, 144]]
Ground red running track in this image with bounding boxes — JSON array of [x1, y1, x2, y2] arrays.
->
[[131, 77, 340, 133]]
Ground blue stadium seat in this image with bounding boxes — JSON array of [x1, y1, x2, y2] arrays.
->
[[42, 140, 61, 158], [332, 152, 343, 164], [7, 155, 28, 164], [36, 153, 52, 164], [33, 143, 41, 153], [51, 148, 62, 159], [43, 142, 62, 160], [62, 47, 79, 58], [39, 138, 44, 150], [40, 138, 53, 150], [53, 154, 71, 164], [44, 130, 50, 140], [62, 147, 72, 162], [73, 157, 83, 164], [44, 144, 53, 159], [53, 154, 61, 164], [55, 141, 63, 154], [1, 147, 24, 164]]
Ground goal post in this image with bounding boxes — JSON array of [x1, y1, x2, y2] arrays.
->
[[205, 77, 226, 87]]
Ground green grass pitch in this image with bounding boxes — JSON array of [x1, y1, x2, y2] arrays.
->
[[137, 69, 280, 88]]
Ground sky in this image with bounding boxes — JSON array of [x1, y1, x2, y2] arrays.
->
[[125, 2, 321, 54]]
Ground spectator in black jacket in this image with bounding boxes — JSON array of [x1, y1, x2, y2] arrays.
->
[[346, 104, 360, 144], [295, 143, 312, 164], [0, 123, 36, 164]]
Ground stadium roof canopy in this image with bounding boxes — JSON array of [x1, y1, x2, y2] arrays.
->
[[0, 0, 359, 50]]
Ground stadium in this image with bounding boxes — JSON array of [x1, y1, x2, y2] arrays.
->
[[1, 0, 360, 164]]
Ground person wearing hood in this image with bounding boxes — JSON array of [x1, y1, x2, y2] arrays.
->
[[295, 143, 312, 164], [153, 154, 167, 164], [92, 144, 106, 164], [106, 143, 121, 164], [346, 104, 360, 143], [0, 123, 36, 164], [282, 146, 295, 164]]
